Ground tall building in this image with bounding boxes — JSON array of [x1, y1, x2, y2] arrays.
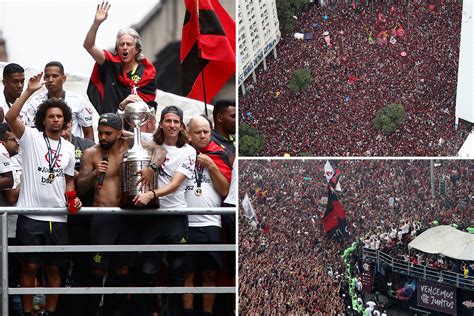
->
[[238, 0, 280, 95]]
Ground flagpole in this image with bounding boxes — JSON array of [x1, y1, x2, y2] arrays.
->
[[196, 0, 209, 117]]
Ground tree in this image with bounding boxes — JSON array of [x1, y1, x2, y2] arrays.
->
[[239, 124, 265, 156], [276, 0, 309, 33], [288, 68, 312, 93], [373, 103, 406, 135]]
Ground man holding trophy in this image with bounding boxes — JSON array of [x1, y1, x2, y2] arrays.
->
[[133, 105, 196, 315], [77, 107, 165, 314]]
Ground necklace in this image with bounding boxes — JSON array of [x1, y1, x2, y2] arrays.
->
[[44, 134, 62, 181]]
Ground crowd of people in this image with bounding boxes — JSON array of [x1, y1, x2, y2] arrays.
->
[[239, 159, 473, 314], [240, 1, 471, 156], [0, 2, 236, 316]]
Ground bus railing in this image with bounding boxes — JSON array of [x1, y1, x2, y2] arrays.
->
[[0, 207, 236, 315], [362, 247, 473, 290]]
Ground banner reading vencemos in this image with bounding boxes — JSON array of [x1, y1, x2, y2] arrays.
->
[[417, 280, 456, 315]]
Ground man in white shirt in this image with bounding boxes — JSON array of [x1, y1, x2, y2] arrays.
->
[[0, 123, 22, 314], [183, 115, 231, 316], [5, 73, 82, 316], [1, 63, 25, 123], [21, 61, 94, 140], [133, 105, 196, 315]]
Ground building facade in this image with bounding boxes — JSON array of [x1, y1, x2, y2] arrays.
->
[[238, 0, 281, 95]]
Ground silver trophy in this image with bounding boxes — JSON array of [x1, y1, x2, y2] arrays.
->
[[120, 101, 159, 208]]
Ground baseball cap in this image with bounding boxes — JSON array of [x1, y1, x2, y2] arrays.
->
[[160, 105, 183, 123], [98, 113, 122, 130]]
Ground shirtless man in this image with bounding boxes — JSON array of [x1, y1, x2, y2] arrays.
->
[[76, 113, 131, 314]]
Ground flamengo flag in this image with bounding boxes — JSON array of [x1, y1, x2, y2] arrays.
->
[[324, 161, 342, 192], [242, 193, 258, 228], [322, 189, 348, 238], [181, 0, 236, 102]]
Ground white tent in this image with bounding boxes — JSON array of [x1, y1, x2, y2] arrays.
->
[[408, 225, 474, 261]]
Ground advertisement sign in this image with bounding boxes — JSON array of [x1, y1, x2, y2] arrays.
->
[[417, 280, 456, 315]]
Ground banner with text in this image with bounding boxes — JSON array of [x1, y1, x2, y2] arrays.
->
[[417, 280, 456, 315]]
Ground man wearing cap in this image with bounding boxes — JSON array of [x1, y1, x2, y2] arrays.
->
[[5, 73, 82, 316], [76, 112, 133, 314], [133, 105, 196, 314]]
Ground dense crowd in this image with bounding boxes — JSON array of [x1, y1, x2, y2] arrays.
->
[[238, 159, 473, 314], [240, 2, 472, 156]]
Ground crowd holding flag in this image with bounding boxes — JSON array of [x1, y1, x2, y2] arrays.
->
[[242, 193, 258, 229], [322, 161, 347, 238], [180, 0, 236, 104], [324, 160, 342, 193]]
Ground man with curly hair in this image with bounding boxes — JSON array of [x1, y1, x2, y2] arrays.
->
[[5, 73, 82, 316]]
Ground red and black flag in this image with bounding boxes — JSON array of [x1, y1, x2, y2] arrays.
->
[[200, 140, 232, 182], [87, 50, 157, 114], [322, 189, 348, 238], [181, 0, 235, 102]]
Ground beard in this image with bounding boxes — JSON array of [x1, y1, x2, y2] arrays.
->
[[100, 139, 116, 150]]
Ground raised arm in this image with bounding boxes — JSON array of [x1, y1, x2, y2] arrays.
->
[[5, 73, 44, 139], [83, 1, 111, 65]]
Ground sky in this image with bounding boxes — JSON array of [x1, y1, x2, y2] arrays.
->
[[0, 0, 159, 76]]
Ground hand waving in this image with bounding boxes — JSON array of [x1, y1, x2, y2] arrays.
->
[[27, 73, 45, 93], [95, 1, 111, 24]]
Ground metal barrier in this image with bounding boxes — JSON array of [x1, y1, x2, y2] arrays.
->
[[0, 207, 236, 315], [362, 247, 474, 290]]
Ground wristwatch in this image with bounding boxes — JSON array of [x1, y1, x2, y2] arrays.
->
[[148, 162, 159, 172]]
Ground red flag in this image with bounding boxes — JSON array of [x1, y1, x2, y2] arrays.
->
[[322, 189, 348, 238], [377, 12, 386, 24], [348, 74, 359, 84], [397, 25, 406, 38], [181, 0, 236, 102]]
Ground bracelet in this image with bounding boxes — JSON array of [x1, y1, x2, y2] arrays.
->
[[150, 190, 157, 199]]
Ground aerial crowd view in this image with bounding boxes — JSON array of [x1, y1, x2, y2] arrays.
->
[[240, 1, 471, 156], [239, 159, 473, 315]]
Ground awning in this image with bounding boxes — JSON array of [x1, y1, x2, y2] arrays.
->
[[408, 225, 474, 261]]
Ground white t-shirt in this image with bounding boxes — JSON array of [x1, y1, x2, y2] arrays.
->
[[185, 161, 222, 228], [158, 143, 195, 209], [0, 90, 14, 123], [0, 147, 22, 238], [0, 144, 12, 175], [366, 301, 376, 311], [17, 127, 75, 222], [224, 159, 236, 205], [21, 90, 93, 138]]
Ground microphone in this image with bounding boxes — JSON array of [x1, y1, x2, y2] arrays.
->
[[97, 156, 108, 190]]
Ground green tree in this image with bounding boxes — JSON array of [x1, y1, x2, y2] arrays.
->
[[239, 124, 265, 156], [288, 68, 312, 93], [373, 103, 406, 135], [276, 0, 308, 33]]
